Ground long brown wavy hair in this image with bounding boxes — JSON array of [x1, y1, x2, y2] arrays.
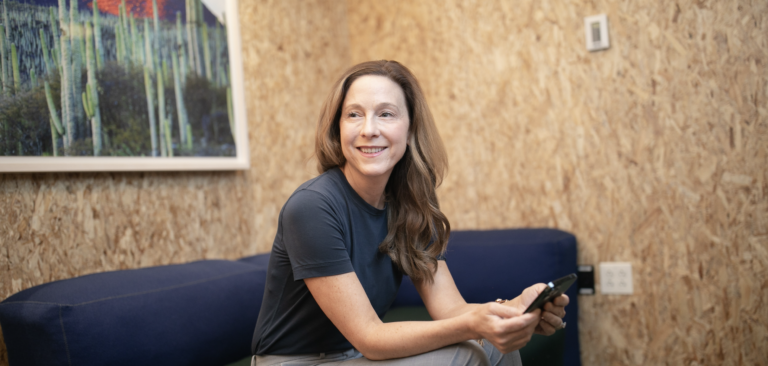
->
[[315, 60, 450, 283]]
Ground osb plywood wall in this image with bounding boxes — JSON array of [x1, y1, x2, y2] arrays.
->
[[347, 0, 767, 365], [3, 0, 767, 365], [241, 0, 351, 255], [0, 0, 350, 363]]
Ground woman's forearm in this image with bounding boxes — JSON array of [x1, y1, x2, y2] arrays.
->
[[429, 301, 482, 320], [358, 314, 477, 360]]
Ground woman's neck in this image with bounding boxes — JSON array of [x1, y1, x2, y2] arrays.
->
[[339, 165, 389, 209]]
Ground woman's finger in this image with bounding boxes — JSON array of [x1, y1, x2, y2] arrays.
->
[[535, 318, 557, 335], [552, 294, 569, 307], [542, 302, 566, 318], [541, 311, 560, 325]]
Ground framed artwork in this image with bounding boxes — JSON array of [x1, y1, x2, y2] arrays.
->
[[0, 0, 249, 172]]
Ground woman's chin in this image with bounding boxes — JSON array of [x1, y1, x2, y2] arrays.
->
[[348, 166, 393, 180]]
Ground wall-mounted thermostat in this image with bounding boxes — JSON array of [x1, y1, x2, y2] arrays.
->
[[584, 14, 610, 52]]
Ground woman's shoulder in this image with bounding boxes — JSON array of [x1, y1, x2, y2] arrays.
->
[[283, 168, 347, 214], [296, 168, 344, 193]]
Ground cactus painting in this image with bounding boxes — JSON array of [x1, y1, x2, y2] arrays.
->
[[0, 0, 243, 167]]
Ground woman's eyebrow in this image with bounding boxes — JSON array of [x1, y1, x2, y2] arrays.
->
[[342, 102, 401, 111], [375, 102, 400, 110]]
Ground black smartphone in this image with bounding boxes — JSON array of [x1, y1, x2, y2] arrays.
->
[[523, 273, 577, 314]]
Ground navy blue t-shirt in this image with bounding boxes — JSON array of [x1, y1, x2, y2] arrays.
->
[[251, 168, 403, 355]]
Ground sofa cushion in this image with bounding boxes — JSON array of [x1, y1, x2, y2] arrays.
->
[[0, 260, 267, 366], [238, 253, 270, 268]]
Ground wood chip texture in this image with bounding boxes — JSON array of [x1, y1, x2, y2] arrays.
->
[[346, 0, 767, 365]]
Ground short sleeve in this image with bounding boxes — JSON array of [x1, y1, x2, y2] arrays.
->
[[281, 190, 354, 280]]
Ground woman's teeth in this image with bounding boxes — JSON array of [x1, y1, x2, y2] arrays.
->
[[360, 147, 384, 153]]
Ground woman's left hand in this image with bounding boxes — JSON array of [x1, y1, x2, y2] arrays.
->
[[508, 284, 569, 336], [535, 294, 568, 335]]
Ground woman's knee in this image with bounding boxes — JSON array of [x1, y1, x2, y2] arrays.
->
[[445, 341, 491, 366]]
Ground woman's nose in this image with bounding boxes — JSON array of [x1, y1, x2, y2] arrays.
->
[[360, 116, 380, 137]]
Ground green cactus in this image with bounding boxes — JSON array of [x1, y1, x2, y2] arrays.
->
[[157, 58, 171, 157], [11, 43, 19, 93], [202, 22, 211, 80], [93, 0, 103, 69], [185, 123, 192, 150], [3, 0, 9, 38], [162, 59, 170, 85], [186, 0, 200, 76], [49, 7, 60, 70], [53, 47, 61, 76], [118, 3, 129, 65], [115, 22, 123, 64], [59, 0, 73, 150], [215, 22, 222, 86], [143, 18, 152, 71], [144, 67, 158, 157], [130, 13, 138, 65], [82, 90, 93, 118], [70, 0, 83, 139], [50, 118, 59, 157], [171, 49, 188, 147], [159, 120, 167, 156], [120, 0, 128, 40], [40, 29, 51, 75], [176, 12, 188, 81], [85, 21, 102, 156], [3, 0, 9, 94], [227, 87, 235, 141], [0, 26, 6, 95], [185, 0, 192, 73], [164, 112, 173, 157], [44, 81, 65, 136], [152, 0, 160, 72]]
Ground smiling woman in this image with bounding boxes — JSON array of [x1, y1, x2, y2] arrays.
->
[[315, 61, 450, 283], [249, 60, 569, 365]]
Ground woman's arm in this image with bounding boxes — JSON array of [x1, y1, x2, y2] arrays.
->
[[414, 261, 570, 335], [305, 271, 540, 360]]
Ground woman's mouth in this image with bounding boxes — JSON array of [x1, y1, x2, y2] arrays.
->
[[359, 147, 385, 154], [357, 147, 386, 156]]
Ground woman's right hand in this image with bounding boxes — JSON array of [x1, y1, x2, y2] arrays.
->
[[466, 301, 541, 353]]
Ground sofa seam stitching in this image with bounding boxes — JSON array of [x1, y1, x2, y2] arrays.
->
[[59, 305, 73, 366], [1, 267, 262, 307]]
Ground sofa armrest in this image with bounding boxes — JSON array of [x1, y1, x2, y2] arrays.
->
[[0, 260, 267, 366]]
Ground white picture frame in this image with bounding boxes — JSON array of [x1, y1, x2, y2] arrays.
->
[[0, 0, 249, 172]]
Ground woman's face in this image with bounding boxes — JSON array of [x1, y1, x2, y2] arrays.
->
[[339, 75, 410, 186]]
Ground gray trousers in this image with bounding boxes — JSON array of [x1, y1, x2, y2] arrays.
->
[[252, 340, 522, 366]]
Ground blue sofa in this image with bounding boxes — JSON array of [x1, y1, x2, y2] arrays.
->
[[0, 229, 580, 366]]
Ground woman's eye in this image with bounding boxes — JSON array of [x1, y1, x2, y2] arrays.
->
[[347, 112, 361, 118], [380, 112, 394, 117]]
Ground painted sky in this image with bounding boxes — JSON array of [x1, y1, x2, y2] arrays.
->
[[28, 0, 218, 24]]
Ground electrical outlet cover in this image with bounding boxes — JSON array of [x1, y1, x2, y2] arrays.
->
[[599, 262, 633, 294]]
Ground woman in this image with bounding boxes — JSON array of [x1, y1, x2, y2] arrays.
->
[[251, 60, 569, 365]]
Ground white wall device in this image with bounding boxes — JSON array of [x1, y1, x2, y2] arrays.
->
[[599, 262, 633, 294], [584, 14, 610, 52]]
